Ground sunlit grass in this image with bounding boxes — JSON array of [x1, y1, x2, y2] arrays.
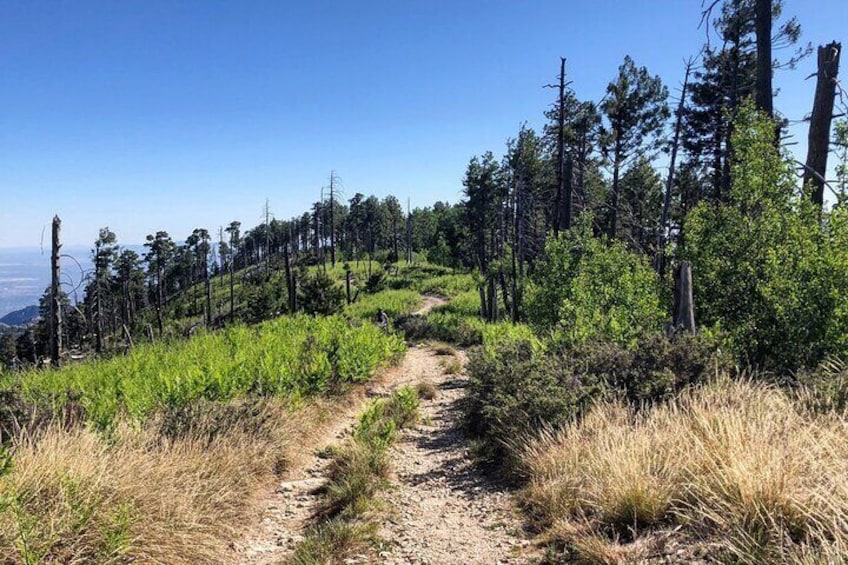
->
[[6, 315, 405, 431]]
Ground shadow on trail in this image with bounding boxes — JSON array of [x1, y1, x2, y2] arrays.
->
[[397, 380, 513, 497]]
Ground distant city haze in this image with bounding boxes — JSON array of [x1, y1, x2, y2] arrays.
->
[[0, 247, 93, 318]]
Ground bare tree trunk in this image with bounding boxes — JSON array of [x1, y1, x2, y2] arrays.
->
[[284, 232, 295, 312], [805, 42, 842, 208], [95, 255, 103, 355], [50, 215, 62, 367], [329, 173, 336, 267], [563, 154, 573, 231], [345, 265, 352, 305], [675, 261, 696, 334], [657, 59, 693, 275], [755, 0, 773, 116], [406, 198, 413, 264], [554, 57, 566, 238]]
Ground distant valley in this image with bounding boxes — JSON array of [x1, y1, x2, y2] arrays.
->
[[0, 246, 93, 319]]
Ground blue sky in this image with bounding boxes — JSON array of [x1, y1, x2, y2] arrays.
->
[[0, 0, 845, 247]]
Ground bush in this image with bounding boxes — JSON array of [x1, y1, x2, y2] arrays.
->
[[464, 331, 726, 472], [526, 216, 664, 348], [298, 271, 345, 316], [464, 338, 597, 474], [569, 332, 727, 405], [683, 102, 848, 371]]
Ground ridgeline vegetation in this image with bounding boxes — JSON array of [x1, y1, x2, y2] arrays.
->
[[0, 0, 847, 562]]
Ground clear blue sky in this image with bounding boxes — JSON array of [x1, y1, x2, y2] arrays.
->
[[1, 1, 845, 247]]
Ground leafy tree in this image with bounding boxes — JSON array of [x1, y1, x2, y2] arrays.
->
[[114, 248, 145, 332], [618, 157, 664, 256], [144, 231, 177, 335], [527, 215, 664, 348], [462, 152, 506, 321], [834, 118, 848, 202], [90, 227, 117, 353], [685, 0, 806, 200], [600, 56, 669, 239], [683, 101, 848, 370]]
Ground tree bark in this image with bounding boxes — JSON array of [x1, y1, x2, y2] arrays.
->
[[554, 57, 566, 237], [50, 215, 62, 367], [755, 0, 773, 116], [657, 60, 692, 275], [805, 42, 842, 208], [675, 261, 696, 334]]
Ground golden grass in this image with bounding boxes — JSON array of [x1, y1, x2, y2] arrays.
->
[[440, 357, 463, 375], [416, 380, 438, 400], [519, 378, 848, 563], [0, 396, 351, 564]]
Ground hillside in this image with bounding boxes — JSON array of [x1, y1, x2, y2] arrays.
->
[[0, 305, 39, 327]]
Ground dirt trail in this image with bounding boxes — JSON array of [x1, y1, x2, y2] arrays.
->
[[231, 296, 447, 563], [371, 350, 534, 565], [232, 295, 534, 564]]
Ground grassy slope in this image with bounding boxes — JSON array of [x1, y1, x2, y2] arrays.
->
[[0, 264, 464, 564]]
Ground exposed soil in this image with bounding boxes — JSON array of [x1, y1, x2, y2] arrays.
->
[[231, 295, 537, 564], [369, 350, 536, 565]]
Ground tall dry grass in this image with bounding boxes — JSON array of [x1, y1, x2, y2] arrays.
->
[[0, 397, 339, 564], [520, 378, 848, 563]]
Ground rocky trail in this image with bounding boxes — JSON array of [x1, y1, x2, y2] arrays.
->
[[370, 349, 535, 565], [233, 296, 535, 564]]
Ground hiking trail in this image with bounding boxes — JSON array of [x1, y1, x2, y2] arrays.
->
[[232, 296, 534, 564]]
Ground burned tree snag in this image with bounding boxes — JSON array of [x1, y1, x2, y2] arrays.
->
[[50, 215, 62, 367], [805, 42, 842, 208], [675, 261, 696, 334], [657, 59, 693, 276], [553, 57, 567, 237], [755, 0, 773, 116]]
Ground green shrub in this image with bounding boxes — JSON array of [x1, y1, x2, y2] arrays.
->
[[683, 102, 848, 371], [526, 216, 664, 348], [568, 332, 727, 405], [298, 271, 346, 316], [465, 331, 726, 473], [465, 338, 597, 474], [344, 289, 421, 322]]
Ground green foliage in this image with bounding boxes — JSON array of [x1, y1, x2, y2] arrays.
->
[[526, 217, 664, 348], [344, 289, 421, 322], [7, 315, 404, 431], [413, 273, 476, 298], [464, 330, 726, 473], [364, 271, 386, 293], [298, 270, 346, 316], [567, 332, 728, 405], [684, 101, 848, 370], [465, 338, 596, 473]]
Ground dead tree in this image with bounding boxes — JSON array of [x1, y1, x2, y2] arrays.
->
[[329, 172, 336, 267], [50, 215, 62, 367], [675, 261, 696, 334], [656, 59, 693, 276], [547, 57, 569, 236], [284, 228, 296, 312], [805, 42, 842, 208], [755, 0, 773, 116]]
